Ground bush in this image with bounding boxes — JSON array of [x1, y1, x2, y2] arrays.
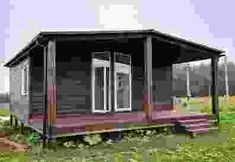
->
[[9, 133, 27, 144], [182, 101, 188, 107], [83, 134, 102, 146], [28, 132, 40, 146], [63, 140, 77, 148], [0, 121, 15, 135], [200, 105, 211, 114]]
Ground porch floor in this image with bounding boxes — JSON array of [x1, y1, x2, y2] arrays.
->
[[28, 109, 209, 138]]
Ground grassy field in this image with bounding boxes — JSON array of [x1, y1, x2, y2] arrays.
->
[[0, 123, 234, 162], [1, 96, 235, 162], [0, 108, 10, 116]]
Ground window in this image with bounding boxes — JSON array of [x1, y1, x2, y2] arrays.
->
[[21, 64, 29, 95]]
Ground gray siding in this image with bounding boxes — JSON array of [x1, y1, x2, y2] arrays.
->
[[55, 39, 145, 114], [132, 66, 144, 112], [31, 48, 44, 114], [56, 42, 91, 114], [10, 58, 29, 124]]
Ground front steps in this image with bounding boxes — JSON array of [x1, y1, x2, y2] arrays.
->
[[175, 115, 218, 136]]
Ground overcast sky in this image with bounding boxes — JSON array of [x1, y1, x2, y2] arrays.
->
[[0, 0, 234, 92]]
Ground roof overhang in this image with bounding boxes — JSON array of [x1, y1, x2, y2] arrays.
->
[[4, 29, 225, 67]]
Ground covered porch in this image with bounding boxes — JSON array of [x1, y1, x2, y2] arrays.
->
[[27, 30, 224, 138], [29, 110, 210, 138]]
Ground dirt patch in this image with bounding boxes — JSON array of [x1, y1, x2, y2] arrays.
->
[[0, 138, 28, 152], [0, 133, 28, 152]]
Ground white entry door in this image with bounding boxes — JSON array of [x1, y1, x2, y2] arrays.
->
[[92, 53, 111, 113], [92, 52, 131, 113], [114, 53, 132, 112], [114, 63, 131, 111]]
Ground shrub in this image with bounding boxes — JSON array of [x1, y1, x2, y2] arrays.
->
[[9, 133, 27, 144], [28, 132, 40, 146], [0, 121, 15, 135], [83, 134, 102, 146], [182, 101, 188, 107], [200, 105, 211, 114], [63, 141, 77, 148]]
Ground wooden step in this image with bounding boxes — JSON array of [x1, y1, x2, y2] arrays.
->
[[208, 126, 219, 132], [188, 127, 209, 134], [184, 123, 209, 130], [174, 114, 208, 121], [188, 126, 219, 135], [177, 118, 208, 124]]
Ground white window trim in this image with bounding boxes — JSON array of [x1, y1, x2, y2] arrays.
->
[[21, 64, 29, 96]]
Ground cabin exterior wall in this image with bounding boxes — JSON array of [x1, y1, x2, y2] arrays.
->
[[9, 57, 30, 124], [56, 41, 91, 114]]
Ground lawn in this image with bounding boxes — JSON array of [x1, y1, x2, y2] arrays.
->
[[1, 123, 233, 162], [0, 108, 10, 117], [1, 96, 235, 162]]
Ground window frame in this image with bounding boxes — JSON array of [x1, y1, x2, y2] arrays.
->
[[21, 64, 29, 96]]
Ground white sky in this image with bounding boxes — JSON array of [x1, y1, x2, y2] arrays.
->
[[1, 0, 234, 93]]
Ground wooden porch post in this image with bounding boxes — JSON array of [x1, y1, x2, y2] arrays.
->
[[47, 41, 57, 141], [110, 52, 115, 112], [43, 44, 48, 148], [143, 36, 153, 119], [211, 55, 219, 123]]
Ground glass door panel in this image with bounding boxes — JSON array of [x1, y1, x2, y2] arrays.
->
[[92, 52, 110, 113], [114, 53, 131, 111], [94, 67, 105, 111], [116, 71, 130, 109]]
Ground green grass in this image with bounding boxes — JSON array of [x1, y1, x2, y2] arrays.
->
[[0, 108, 10, 116], [0, 152, 28, 162], [1, 97, 235, 161], [0, 123, 233, 162], [220, 113, 235, 124]]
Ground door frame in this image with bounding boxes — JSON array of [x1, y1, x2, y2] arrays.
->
[[91, 53, 111, 113], [91, 52, 132, 113], [114, 60, 132, 112]]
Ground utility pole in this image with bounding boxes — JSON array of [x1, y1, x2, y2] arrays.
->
[[185, 63, 191, 100], [224, 55, 229, 103]]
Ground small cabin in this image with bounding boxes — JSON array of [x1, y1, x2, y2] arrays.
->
[[4, 29, 224, 139]]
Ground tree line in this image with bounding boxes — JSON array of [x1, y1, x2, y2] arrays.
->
[[173, 61, 235, 97]]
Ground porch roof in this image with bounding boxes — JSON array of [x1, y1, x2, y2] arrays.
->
[[4, 29, 225, 67]]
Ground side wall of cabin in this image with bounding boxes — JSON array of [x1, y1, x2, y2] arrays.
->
[[9, 57, 30, 124]]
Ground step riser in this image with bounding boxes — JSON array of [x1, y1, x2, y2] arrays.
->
[[178, 121, 207, 125], [175, 116, 209, 121], [175, 116, 215, 135], [185, 124, 209, 130], [189, 129, 209, 134]]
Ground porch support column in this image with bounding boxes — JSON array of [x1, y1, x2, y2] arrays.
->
[[143, 36, 153, 119], [47, 41, 57, 140], [110, 52, 115, 112], [211, 55, 219, 123], [42, 44, 48, 148]]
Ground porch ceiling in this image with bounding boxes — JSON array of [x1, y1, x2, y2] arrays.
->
[[152, 38, 225, 67], [4, 29, 224, 67]]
